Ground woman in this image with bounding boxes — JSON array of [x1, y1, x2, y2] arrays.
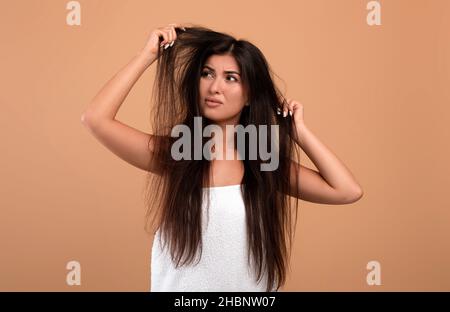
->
[[81, 23, 364, 292]]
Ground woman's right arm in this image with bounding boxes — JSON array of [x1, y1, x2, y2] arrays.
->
[[81, 24, 184, 174]]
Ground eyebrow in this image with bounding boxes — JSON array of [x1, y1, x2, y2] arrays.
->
[[203, 65, 241, 76]]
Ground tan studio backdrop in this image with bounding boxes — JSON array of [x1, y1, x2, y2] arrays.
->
[[1, 0, 449, 291]]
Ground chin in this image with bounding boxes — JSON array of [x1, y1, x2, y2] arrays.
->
[[199, 106, 241, 124], [202, 112, 224, 122], [200, 106, 219, 118]]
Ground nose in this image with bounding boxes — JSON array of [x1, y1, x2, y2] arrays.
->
[[208, 76, 223, 94]]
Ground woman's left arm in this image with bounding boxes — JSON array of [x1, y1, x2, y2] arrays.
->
[[280, 98, 364, 204]]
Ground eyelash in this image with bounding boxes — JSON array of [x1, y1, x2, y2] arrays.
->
[[201, 70, 238, 82]]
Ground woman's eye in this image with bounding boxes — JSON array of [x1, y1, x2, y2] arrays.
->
[[201, 71, 212, 77], [201, 71, 238, 82]]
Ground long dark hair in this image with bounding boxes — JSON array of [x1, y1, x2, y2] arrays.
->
[[143, 25, 300, 291]]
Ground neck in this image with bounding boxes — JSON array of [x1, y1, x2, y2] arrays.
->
[[211, 122, 238, 160]]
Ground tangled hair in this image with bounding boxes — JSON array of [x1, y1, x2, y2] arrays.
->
[[143, 25, 300, 292]]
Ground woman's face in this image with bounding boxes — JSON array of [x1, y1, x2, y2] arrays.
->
[[199, 54, 247, 125]]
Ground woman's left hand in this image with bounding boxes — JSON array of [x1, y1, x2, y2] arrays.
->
[[278, 97, 305, 127], [277, 97, 306, 145]]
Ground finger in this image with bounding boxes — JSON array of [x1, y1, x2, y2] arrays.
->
[[172, 26, 178, 40], [287, 100, 295, 116], [176, 24, 187, 31], [165, 27, 173, 44], [279, 98, 286, 117], [277, 95, 290, 117], [169, 23, 186, 33], [159, 28, 172, 50], [283, 98, 291, 117], [169, 26, 177, 46], [168, 23, 185, 31], [165, 26, 175, 48], [157, 29, 169, 47]]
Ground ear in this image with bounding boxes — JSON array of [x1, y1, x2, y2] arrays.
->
[[244, 94, 249, 106]]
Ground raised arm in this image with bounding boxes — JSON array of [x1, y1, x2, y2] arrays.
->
[[81, 23, 185, 174], [281, 98, 364, 204]]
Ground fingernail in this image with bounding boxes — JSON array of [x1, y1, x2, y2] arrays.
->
[[289, 110, 293, 116], [277, 111, 281, 115], [164, 43, 170, 49], [170, 41, 174, 47], [283, 111, 288, 117]]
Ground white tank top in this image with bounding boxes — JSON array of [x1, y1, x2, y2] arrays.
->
[[150, 184, 277, 292]]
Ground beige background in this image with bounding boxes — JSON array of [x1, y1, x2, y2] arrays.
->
[[1, 0, 449, 291]]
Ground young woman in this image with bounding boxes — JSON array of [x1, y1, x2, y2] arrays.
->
[[81, 23, 363, 292]]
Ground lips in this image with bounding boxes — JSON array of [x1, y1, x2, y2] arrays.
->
[[205, 97, 223, 104]]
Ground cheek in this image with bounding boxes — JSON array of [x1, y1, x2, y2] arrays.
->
[[228, 90, 245, 107], [199, 83, 206, 96]]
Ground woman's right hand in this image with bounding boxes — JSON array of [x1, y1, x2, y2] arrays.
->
[[140, 23, 186, 61]]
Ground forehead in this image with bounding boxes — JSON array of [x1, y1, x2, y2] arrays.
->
[[203, 54, 239, 71]]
